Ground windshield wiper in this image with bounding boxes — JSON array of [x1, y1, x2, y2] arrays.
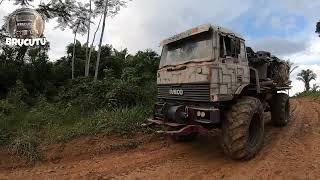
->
[[160, 58, 212, 70], [167, 66, 187, 72], [180, 59, 212, 66], [160, 64, 175, 69]]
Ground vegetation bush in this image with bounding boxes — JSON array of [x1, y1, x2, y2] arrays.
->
[[294, 91, 320, 98], [0, 38, 160, 164], [0, 100, 15, 115], [57, 78, 143, 111], [9, 132, 41, 164], [0, 128, 10, 146]]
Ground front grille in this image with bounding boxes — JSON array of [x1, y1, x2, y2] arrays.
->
[[157, 83, 210, 102]]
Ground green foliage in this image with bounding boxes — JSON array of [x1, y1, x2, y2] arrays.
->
[[0, 100, 152, 143], [0, 38, 160, 164], [62, 105, 152, 141], [0, 100, 15, 115], [0, 40, 159, 102], [6, 80, 29, 106], [94, 0, 128, 17], [0, 1, 152, 166], [294, 91, 320, 98], [57, 78, 146, 111], [0, 128, 10, 146], [54, 47, 159, 111], [9, 132, 41, 164], [0, 45, 54, 100]]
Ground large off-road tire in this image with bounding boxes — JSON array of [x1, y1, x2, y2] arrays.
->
[[271, 93, 290, 127], [222, 96, 264, 160]]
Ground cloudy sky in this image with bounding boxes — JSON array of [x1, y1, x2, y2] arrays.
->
[[1, 0, 320, 95]]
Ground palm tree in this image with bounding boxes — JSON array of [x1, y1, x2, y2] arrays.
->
[[285, 60, 298, 75], [93, 0, 128, 82], [297, 69, 317, 91], [311, 84, 320, 92]]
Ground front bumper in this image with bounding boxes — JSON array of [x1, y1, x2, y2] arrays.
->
[[153, 102, 221, 125], [142, 102, 221, 136]]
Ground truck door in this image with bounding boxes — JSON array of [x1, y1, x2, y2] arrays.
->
[[217, 35, 249, 95]]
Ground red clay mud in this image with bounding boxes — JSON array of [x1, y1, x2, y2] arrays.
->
[[1, 98, 320, 179]]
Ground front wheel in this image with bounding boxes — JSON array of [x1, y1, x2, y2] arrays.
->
[[221, 96, 264, 160]]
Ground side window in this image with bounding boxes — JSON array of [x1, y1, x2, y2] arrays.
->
[[240, 42, 246, 60], [219, 36, 225, 57], [219, 35, 240, 58]]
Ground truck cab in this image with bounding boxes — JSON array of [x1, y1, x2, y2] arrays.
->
[[157, 24, 250, 103]]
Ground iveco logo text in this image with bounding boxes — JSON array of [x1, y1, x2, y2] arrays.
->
[[169, 89, 184, 96]]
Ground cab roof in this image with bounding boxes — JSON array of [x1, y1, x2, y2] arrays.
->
[[160, 24, 244, 46]]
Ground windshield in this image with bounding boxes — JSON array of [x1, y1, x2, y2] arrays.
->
[[160, 32, 212, 68]]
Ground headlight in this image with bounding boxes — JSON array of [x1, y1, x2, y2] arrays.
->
[[201, 112, 206, 118]]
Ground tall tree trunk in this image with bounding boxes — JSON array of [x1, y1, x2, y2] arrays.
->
[[87, 14, 103, 77], [94, 0, 108, 82], [84, 0, 92, 77], [72, 32, 77, 80], [306, 82, 310, 91]]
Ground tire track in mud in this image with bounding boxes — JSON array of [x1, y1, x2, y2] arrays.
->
[[113, 98, 320, 180], [2, 98, 320, 179], [245, 98, 320, 179]]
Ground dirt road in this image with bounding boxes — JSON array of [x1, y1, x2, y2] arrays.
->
[[1, 98, 320, 179]]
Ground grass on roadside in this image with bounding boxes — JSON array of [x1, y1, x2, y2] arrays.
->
[[0, 100, 153, 164], [293, 91, 320, 98], [61, 105, 153, 141], [9, 132, 41, 165]]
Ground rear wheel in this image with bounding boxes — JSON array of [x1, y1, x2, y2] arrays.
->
[[222, 96, 264, 160], [271, 93, 290, 127]]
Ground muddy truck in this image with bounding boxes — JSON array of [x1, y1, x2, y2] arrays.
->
[[143, 24, 291, 160]]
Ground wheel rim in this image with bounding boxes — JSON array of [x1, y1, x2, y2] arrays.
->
[[248, 113, 262, 148]]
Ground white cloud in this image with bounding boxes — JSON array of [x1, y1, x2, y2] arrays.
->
[[105, 0, 254, 53], [2, 0, 253, 58], [285, 35, 320, 95], [250, 37, 307, 56], [1, 0, 318, 59], [285, 36, 320, 64]]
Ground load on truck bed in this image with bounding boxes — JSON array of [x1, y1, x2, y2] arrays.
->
[[246, 47, 291, 87]]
